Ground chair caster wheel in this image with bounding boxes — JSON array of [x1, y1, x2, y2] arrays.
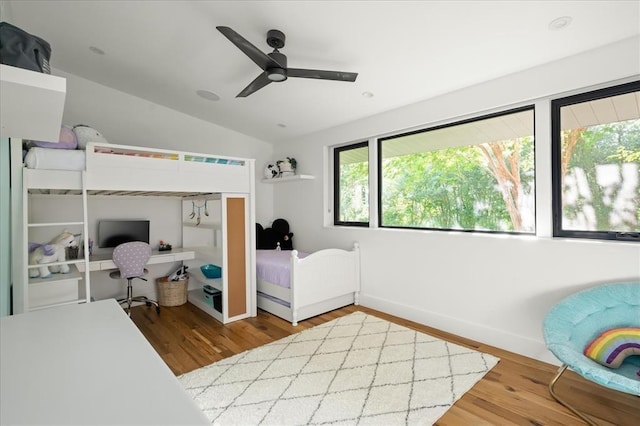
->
[[145, 301, 151, 307], [155, 306, 160, 314]]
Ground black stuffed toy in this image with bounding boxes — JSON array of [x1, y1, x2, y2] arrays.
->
[[272, 218, 294, 250], [256, 218, 294, 250]]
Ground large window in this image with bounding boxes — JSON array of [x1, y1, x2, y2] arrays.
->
[[552, 81, 640, 241], [378, 107, 535, 233], [334, 142, 369, 226]]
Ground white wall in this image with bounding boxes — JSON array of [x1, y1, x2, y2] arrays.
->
[[272, 36, 640, 363], [55, 69, 275, 225]]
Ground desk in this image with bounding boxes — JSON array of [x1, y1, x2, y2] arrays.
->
[[0, 299, 208, 425], [76, 248, 195, 272]]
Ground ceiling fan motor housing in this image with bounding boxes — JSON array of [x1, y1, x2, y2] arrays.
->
[[266, 29, 286, 49], [268, 51, 287, 68], [267, 50, 287, 81]]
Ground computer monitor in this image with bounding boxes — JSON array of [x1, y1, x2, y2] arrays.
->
[[98, 220, 150, 248]]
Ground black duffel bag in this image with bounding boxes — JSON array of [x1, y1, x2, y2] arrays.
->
[[0, 21, 51, 73]]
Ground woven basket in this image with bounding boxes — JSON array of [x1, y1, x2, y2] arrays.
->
[[156, 276, 188, 307]]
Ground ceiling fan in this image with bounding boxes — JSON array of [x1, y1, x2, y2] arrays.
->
[[217, 26, 358, 98]]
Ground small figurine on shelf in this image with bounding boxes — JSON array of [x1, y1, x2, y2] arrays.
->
[[276, 157, 297, 177], [264, 163, 278, 179], [158, 240, 172, 252]]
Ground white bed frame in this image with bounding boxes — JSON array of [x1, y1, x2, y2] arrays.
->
[[12, 141, 256, 317], [257, 243, 360, 326], [20, 142, 254, 194]]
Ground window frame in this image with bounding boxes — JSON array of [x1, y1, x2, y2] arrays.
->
[[551, 80, 640, 242], [333, 141, 370, 227], [376, 106, 536, 235]]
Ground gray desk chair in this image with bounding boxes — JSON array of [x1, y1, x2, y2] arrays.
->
[[109, 241, 160, 316]]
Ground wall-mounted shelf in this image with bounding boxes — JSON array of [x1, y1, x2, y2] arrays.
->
[[261, 174, 315, 184]]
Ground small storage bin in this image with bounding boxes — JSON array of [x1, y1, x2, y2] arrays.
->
[[156, 276, 188, 307], [203, 284, 222, 313], [200, 264, 221, 279]]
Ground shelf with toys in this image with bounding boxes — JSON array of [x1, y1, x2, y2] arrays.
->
[[261, 157, 314, 183], [21, 205, 90, 313], [261, 174, 315, 183]]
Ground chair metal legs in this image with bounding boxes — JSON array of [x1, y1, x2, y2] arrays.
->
[[549, 364, 598, 426], [117, 277, 160, 316]]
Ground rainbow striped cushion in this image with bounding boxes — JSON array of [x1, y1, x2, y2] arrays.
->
[[584, 327, 640, 369]]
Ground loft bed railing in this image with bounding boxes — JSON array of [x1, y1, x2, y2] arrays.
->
[[24, 142, 255, 196]]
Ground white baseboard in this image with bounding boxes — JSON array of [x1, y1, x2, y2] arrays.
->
[[359, 294, 560, 365]]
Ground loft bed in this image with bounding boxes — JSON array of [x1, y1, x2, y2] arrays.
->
[[12, 140, 256, 317], [23, 142, 254, 195], [256, 244, 360, 326]]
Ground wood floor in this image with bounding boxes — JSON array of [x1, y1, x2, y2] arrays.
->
[[130, 303, 639, 425]]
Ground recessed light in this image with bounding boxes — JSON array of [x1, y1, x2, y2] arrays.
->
[[362, 91, 374, 98], [196, 90, 220, 101], [89, 46, 105, 55], [277, 123, 287, 128], [549, 16, 572, 31]]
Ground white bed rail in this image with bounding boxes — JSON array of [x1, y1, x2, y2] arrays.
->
[[85, 142, 254, 193]]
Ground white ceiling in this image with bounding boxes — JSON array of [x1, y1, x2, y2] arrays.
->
[[2, 1, 639, 144]]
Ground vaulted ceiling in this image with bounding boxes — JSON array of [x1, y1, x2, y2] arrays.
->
[[3, 1, 639, 143]]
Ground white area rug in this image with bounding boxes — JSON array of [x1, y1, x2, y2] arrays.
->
[[179, 312, 499, 425]]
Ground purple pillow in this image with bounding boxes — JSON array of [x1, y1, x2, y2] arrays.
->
[[27, 126, 78, 149]]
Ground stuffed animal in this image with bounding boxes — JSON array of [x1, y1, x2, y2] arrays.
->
[[276, 157, 297, 177], [256, 219, 294, 250], [72, 124, 109, 150], [272, 218, 294, 250], [27, 125, 77, 149], [264, 164, 278, 179], [28, 231, 78, 278]]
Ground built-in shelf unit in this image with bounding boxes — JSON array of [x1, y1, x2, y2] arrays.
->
[[182, 193, 251, 324]]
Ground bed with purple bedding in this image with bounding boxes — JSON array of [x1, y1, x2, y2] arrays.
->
[[255, 244, 361, 326]]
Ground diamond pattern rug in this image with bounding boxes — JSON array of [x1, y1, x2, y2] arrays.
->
[[179, 312, 499, 425]]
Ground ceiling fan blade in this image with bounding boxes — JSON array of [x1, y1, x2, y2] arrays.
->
[[287, 68, 358, 82], [217, 26, 283, 70], [237, 72, 272, 97]]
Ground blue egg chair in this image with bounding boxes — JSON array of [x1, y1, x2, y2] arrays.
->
[[543, 281, 640, 425]]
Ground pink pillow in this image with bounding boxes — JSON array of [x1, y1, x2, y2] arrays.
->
[[27, 126, 77, 149]]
